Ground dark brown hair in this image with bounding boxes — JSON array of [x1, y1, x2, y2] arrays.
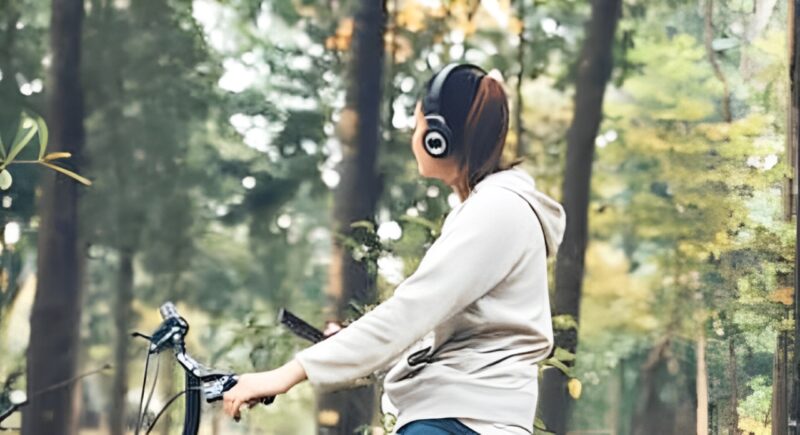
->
[[451, 77, 523, 201]]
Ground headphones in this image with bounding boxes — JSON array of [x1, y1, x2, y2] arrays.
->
[[421, 63, 487, 159]]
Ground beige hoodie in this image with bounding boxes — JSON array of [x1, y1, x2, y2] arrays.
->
[[294, 166, 567, 433]]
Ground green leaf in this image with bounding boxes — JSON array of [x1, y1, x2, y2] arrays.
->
[[5, 121, 38, 166], [0, 131, 6, 160], [553, 346, 576, 362], [534, 417, 555, 434], [398, 215, 440, 237], [552, 314, 578, 331], [350, 220, 375, 232], [711, 37, 739, 51], [36, 116, 48, 160], [542, 357, 573, 377], [39, 161, 92, 186], [0, 169, 12, 190]]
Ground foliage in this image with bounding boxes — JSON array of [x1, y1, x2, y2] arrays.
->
[[0, 0, 791, 432]]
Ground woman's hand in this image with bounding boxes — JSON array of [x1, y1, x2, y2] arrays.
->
[[222, 359, 308, 421], [323, 320, 343, 337]]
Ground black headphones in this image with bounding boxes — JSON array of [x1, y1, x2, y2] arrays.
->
[[421, 63, 487, 159]]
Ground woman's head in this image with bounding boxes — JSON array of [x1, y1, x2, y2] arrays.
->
[[411, 63, 522, 201]]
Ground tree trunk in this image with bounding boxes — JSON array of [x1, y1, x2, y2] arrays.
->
[[317, 1, 386, 434], [790, 2, 800, 433], [704, 0, 732, 123], [729, 338, 740, 435], [630, 339, 697, 435], [539, 0, 621, 432], [22, 0, 85, 433], [514, 0, 526, 159], [784, 0, 798, 222], [740, 0, 779, 80], [110, 250, 134, 435], [697, 333, 709, 435], [772, 331, 788, 435]]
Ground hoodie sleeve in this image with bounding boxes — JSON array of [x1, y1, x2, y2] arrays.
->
[[294, 187, 536, 392]]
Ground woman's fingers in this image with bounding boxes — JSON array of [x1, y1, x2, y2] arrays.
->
[[223, 393, 245, 420], [233, 400, 242, 420], [223, 396, 231, 417], [232, 398, 243, 420], [323, 321, 343, 337]]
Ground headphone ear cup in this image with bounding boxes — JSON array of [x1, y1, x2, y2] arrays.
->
[[423, 117, 453, 158]]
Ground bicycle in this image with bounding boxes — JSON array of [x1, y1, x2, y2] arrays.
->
[[131, 301, 326, 435], [0, 302, 323, 434]]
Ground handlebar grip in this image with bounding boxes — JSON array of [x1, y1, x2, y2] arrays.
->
[[259, 395, 275, 405], [278, 308, 325, 344], [159, 302, 180, 321], [214, 376, 275, 406]]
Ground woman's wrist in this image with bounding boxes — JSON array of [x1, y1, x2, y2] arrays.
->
[[281, 358, 308, 388], [251, 359, 307, 397]]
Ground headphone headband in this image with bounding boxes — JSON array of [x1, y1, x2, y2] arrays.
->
[[424, 63, 460, 115], [423, 63, 487, 115]]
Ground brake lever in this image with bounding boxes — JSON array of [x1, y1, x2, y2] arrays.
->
[[204, 374, 275, 422]]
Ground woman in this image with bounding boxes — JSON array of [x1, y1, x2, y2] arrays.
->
[[223, 63, 566, 434]]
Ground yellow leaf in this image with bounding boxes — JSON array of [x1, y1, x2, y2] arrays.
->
[[325, 36, 337, 50], [768, 287, 793, 305], [40, 161, 92, 186], [398, 3, 426, 33], [336, 18, 354, 40], [393, 35, 414, 63], [509, 17, 523, 35], [429, 5, 447, 18], [568, 378, 582, 399], [326, 18, 354, 52], [337, 108, 358, 144], [318, 409, 340, 426], [336, 35, 351, 52], [43, 152, 72, 161]]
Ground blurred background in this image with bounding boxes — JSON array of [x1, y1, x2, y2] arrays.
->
[[0, 0, 795, 434]]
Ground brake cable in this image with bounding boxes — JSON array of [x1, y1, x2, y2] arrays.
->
[[133, 351, 151, 435]]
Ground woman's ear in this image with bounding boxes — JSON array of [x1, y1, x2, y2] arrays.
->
[[413, 102, 425, 130]]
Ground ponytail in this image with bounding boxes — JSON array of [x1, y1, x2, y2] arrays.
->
[[453, 77, 523, 200]]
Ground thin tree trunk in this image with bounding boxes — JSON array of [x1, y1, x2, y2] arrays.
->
[[514, 0, 526, 159], [729, 338, 740, 435], [317, 1, 386, 434], [697, 333, 709, 435], [772, 331, 788, 435], [783, 0, 796, 221], [539, 0, 621, 432], [790, 2, 800, 433], [110, 250, 134, 435], [22, 0, 85, 432], [740, 0, 779, 80], [704, 0, 732, 123]]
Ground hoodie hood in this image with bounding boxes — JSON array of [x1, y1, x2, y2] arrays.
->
[[472, 166, 566, 258]]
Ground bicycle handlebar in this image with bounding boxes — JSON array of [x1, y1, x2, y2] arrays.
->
[[136, 302, 335, 431], [144, 302, 275, 416], [159, 302, 180, 321]]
